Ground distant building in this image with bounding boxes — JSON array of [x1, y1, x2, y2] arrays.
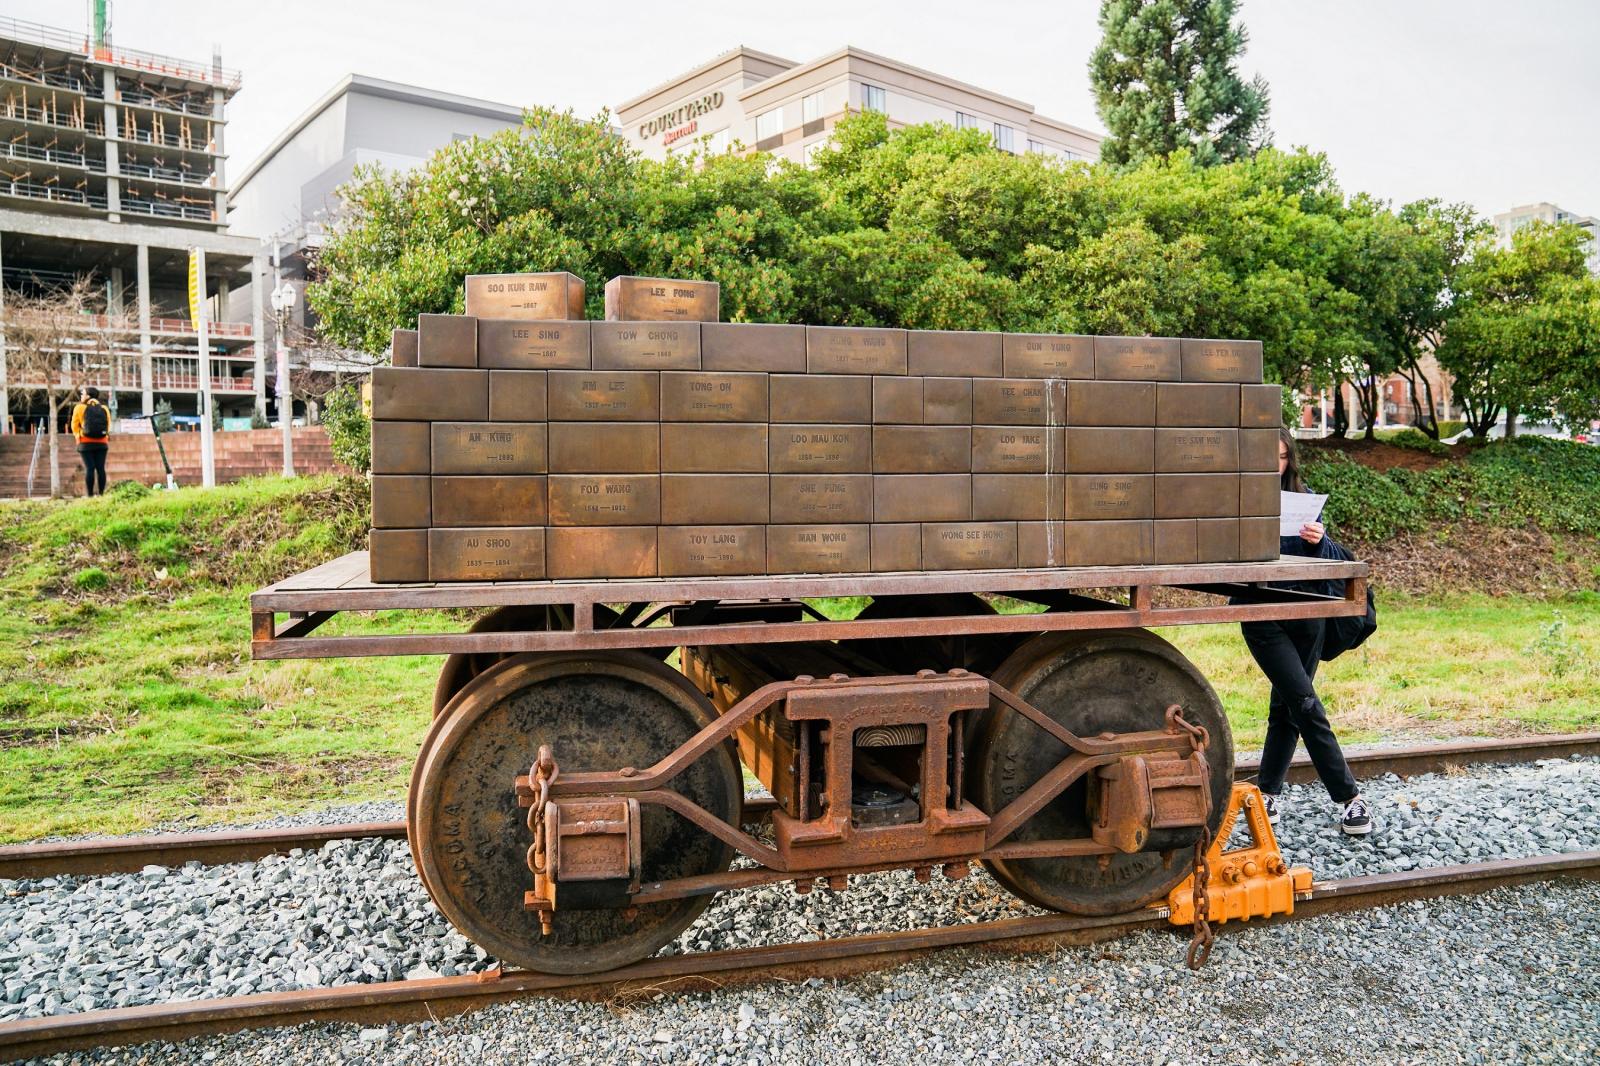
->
[[1494, 202, 1600, 275], [228, 75, 526, 399], [0, 14, 264, 432], [616, 46, 1101, 166]]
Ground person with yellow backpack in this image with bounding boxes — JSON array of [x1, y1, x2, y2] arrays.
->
[[70, 386, 110, 497]]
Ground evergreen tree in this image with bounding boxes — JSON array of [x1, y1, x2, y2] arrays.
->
[[1090, 0, 1272, 166]]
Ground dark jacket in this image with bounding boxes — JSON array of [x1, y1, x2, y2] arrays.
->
[[1275, 517, 1341, 597]]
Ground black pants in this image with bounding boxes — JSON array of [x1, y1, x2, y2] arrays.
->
[[78, 443, 107, 497], [1241, 618, 1358, 804]]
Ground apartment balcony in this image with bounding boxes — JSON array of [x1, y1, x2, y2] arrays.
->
[[0, 101, 105, 137], [0, 140, 94, 170], [0, 177, 107, 213], [0, 60, 99, 97], [117, 159, 218, 191], [0, 16, 241, 93], [119, 195, 216, 224]]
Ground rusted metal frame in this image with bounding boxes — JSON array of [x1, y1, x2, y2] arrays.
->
[[250, 595, 1365, 661], [1172, 582, 1346, 606], [1003, 589, 1131, 613], [275, 611, 335, 640], [631, 788, 785, 870], [606, 602, 655, 628]]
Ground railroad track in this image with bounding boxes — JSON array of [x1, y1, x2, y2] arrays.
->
[[1, 733, 1596, 1062], [2, 851, 1596, 1061], [4, 733, 1596, 880]]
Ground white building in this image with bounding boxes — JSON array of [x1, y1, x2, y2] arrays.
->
[[1493, 202, 1600, 276], [616, 46, 1100, 166]]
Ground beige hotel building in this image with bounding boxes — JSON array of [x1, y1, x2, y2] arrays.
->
[[616, 46, 1101, 165]]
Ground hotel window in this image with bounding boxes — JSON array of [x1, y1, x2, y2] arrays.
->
[[993, 123, 1014, 152], [955, 111, 977, 130], [802, 91, 824, 124], [755, 108, 784, 142], [862, 83, 886, 113], [1027, 138, 1046, 154], [707, 128, 730, 155]]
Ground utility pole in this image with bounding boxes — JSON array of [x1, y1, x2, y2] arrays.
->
[[270, 243, 296, 476], [190, 246, 216, 487]]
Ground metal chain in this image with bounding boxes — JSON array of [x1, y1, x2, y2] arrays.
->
[[529, 745, 557, 875], [1186, 822, 1215, 969]]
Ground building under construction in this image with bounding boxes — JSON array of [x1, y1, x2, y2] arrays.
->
[[0, 8, 266, 433]]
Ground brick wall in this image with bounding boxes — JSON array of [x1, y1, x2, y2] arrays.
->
[[0, 427, 347, 498]]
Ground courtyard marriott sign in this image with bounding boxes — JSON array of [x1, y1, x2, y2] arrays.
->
[[640, 91, 724, 144]]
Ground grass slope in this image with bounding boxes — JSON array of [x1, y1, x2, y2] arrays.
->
[[1, 469, 1596, 841]]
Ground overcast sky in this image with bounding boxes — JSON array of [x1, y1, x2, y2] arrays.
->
[[12, 0, 1598, 219]]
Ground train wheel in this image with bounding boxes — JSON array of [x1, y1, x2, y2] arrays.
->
[[410, 651, 740, 974], [972, 629, 1233, 915]]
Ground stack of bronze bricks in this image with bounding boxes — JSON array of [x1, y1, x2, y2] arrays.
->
[[368, 272, 1283, 583]]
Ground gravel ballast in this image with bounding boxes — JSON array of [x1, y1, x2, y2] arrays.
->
[[3, 756, 1597, 1034]]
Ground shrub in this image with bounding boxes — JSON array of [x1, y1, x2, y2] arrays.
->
[[322, 385, 371, 474]]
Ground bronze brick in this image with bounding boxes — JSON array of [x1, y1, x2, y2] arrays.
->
[[907, 330, 1002, 377], [872, 376, 922, 424], [1157, 382, 1240, 427], [1065, 474, 1154, 520], [390, 329, 418, 368], [1154, 473, 1241, 518], [871, 523, 921, 572], [1002, 333, 1094, 378], [1067, 380, 1156, 426], [1238, 517, 1279, 561], [1155, 429, 1240, 473], [1017, 522, 1068, 568], [418, 314, 478, 368], [547, 475, 661, 526], [371, 421, 430, 475], [1066, 427, 1155, 473], [1241, 385, 1284, 428], [1093, 336, 1180, 381], [659, 525, 766, 576], [547, 370, 660, 421], [477, 319, 590, 370], [805, 326, 908, 375], [660, 474, 770, 525], [660, 372, 768, 422], [770, 425, 872, 473], [368, 528, 428, 583], [371, 475, 430, 529], [465, 272, 585, 320], [972, 474, 1064, 521], [431, 422, 547, 475], [545, 527, 656, 578], [661, 423, 769, 473], [700, 322, 806, 372], [767, 524, 870, 575], [770, 474, 872, 524], [548, 423, 660, 473], [923, 377, 973, 424], [591, 321, 701, 371], [604, 276, 720, 322], [428, 527, 546, 582], [873, 474, 972, 522], [1239, 428, 1279, 472], [971, 378, 1067, 425], [921, 522, 1018, 570], [770, 374, 872, 424], [1240, 472, 1280, 517], [1181, 338, 1263, 383], [487, 370, 548, 422], [1153, 520, 1198, 565], [371, 367, 486, 422], [1063, 520, 1154, 566], [972, 426, 1065, 473], [1197, 518, 1240, 562], [431, 475, 547, 527], [873, 425, 972, 473]]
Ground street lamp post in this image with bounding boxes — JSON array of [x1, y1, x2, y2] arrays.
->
[[270, 279, 297, 477]]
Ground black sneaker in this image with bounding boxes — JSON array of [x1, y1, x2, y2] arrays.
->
[[1260, 791, 1282, 824], [1340, 795, 1373, 836]]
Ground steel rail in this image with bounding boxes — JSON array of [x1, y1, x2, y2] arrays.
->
[[1, 850, 1596, 1062], [3, 732, 1596, 881]]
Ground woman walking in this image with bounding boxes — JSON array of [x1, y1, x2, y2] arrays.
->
[[1242, 428, 1372, 836]]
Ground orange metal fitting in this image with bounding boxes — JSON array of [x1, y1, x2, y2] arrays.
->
[[1164, 782, 1312, 927]]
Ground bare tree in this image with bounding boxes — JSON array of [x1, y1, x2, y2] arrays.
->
[[2, 277, 138, 497]]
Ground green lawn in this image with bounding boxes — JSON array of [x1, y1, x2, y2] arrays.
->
[[1, 481, 1595, 842]]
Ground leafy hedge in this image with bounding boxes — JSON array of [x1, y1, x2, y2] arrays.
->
[[1304, 437, 1600, 544]]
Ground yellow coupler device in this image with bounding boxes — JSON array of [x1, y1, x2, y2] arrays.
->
[[1165, 782, 1313, 926]]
